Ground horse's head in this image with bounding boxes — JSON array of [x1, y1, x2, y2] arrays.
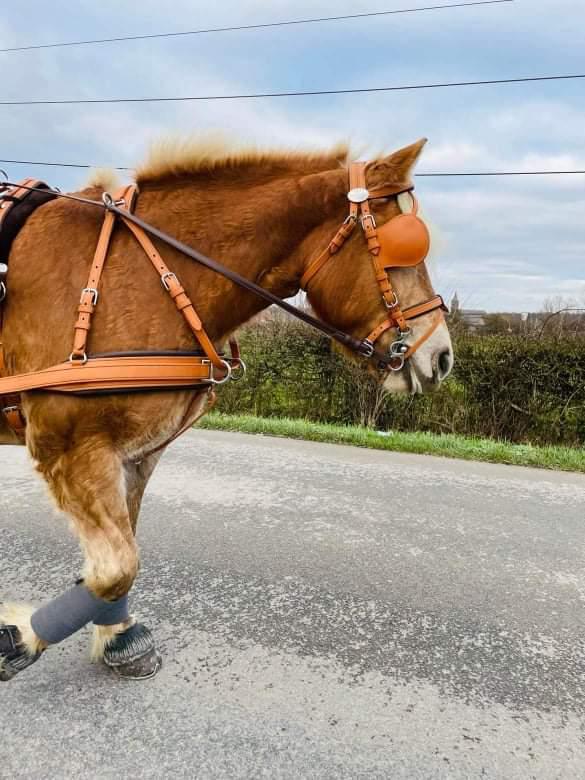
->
[[301, 139, 452, 394]]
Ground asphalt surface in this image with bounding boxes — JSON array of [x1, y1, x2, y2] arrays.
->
[[1, 429, 584, 779]]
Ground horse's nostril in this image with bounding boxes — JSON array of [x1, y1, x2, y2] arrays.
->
[[437, 349, 453, 380]]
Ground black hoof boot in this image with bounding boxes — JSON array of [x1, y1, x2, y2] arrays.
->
[[103, 622, 161, 680], [0, 625, 43, 681]]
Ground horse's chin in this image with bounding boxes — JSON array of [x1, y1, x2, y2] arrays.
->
[[382, 369, 414, 395]]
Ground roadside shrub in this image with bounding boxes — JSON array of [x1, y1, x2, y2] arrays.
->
[[217, 318, 585, 446]]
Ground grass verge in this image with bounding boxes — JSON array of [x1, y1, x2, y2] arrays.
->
[[198, 413, 585, 474]]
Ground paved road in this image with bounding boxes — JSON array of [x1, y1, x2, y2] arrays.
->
[[1, 430, 584, 779]]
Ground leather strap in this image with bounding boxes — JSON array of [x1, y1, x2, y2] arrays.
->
[[368, 183, 413, 200], [365, 296, 447, 345], [120, 216, 225, 371], [299, 217, 357, 290], [404, 314, 443, 360], [1, 393, 26, 438], [350, 162, 410, 333], [71, 183, 137, 360], [0, 355, 223, 395]]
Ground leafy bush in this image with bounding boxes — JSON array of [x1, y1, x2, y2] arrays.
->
[[218, 318, 585, 446]]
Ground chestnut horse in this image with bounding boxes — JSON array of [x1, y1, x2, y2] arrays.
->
[[0, 138, 452, 680]]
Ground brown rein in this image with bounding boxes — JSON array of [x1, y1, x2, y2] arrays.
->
[[0, 168, 446, 439]]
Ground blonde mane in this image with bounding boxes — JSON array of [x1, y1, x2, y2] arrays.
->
[[135, 137, 349, 184]]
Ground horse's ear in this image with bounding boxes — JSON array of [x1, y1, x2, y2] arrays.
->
[[366, 138, 428, 187]]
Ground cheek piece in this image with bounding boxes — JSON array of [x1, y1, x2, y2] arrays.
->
[[30, 583, 130, 645]]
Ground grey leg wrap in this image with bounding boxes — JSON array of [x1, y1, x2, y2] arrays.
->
[[30, 584, 129, 645], [93, 594, 129, 627]]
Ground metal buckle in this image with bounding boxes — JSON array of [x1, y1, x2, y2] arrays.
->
[[68, 352, 88, 364], [360, 213, 377, 230], [2, 405, 20, 415], [384, 291, 399, 310], [210, 359, 233, 385], [80, 287, 99, 305], [360, 339, 375, 358], [161, 272, 178, 291], [0, 281, 6, 303]]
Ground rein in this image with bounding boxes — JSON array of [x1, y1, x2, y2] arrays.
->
[[1, 176, 446, 371], [0, 180, 394, 365], [0, 166, 446, 438]]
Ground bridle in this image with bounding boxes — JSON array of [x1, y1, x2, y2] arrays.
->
[[301, 161, 447, 371]]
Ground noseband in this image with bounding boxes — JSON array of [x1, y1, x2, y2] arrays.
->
[[301, 162, 447, 371]]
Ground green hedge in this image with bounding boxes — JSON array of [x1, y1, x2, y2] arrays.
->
[[217, 318, 585, 446]]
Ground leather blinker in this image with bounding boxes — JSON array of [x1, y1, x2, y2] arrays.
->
[[377, 212, 430, 269]]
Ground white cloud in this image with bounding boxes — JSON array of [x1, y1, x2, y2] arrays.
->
[[1, 0, 584, 311]]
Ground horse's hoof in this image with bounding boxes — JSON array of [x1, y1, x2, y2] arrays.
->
[[0, 625, 43, 681], [102, 622, 162, 680]]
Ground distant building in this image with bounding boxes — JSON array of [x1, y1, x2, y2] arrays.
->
[[450, 292, 487, 332]]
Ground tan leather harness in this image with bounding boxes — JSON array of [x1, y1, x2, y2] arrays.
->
[[0, 181, 239, 441], [0, 163, 446, 441]]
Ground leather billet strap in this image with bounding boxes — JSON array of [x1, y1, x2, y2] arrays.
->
[[71, 183, 138, 360], [1, 393, 26, 438]]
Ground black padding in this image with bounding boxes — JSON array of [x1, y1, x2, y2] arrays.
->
[[0, 185, 57, 266]]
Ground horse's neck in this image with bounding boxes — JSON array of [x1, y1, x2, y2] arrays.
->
[[138, 169, 346, 340]]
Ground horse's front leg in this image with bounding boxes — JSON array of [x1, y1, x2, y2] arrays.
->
[[91, 452, 163, 676], [0, 438, 161, 681]]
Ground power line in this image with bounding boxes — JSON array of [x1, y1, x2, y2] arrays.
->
[[0, 1, 513, 54], [0, 158, 131, 170], [1, 72, 583, 107], [1, 158, 584, 177], [418, 170, 585, 176]]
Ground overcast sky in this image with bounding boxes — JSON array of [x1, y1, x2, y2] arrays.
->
[[1, 0, 584, 311]]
